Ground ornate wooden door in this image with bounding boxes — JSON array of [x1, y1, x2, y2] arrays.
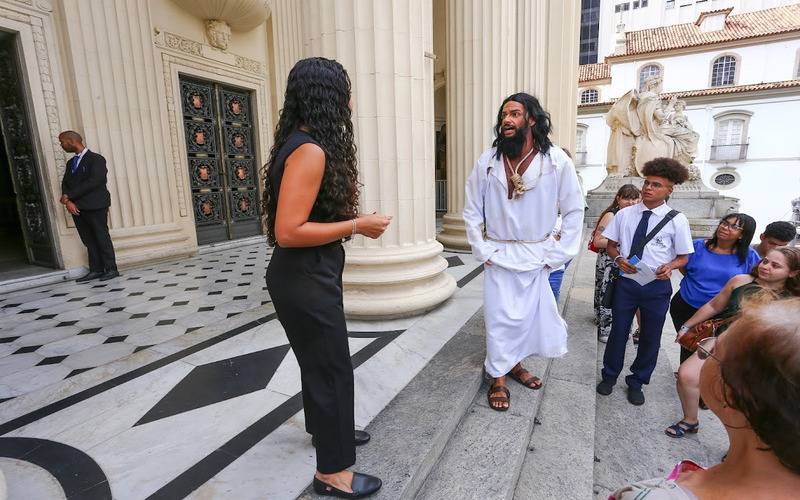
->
[[0, 32, 57, 267], [180, 77, 261, 245]]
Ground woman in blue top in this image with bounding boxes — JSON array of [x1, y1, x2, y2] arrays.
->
[[669, 213, 759, 364]]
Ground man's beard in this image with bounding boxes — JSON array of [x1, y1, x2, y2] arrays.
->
[[497, 123, 530, 159]]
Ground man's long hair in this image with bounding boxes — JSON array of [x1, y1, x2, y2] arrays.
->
[[261, 57, 360, 245], [492, 93, 553, 159]]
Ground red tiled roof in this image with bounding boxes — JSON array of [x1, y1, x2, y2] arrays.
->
[[579, 63, 610, 82], [694, 7, 734, 26], [578, 79, 800, 108], [612, 4, 800, 58]]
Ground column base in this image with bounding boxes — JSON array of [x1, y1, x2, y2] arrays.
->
[[343, 240, 457, 320], [436, 213, 471, 251]]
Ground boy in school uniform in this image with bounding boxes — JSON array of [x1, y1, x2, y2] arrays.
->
[[596, 158, 694, 406]]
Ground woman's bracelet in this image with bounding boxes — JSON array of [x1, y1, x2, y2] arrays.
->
[[351, 218, 357, 239], [613, 255, 623, 264]]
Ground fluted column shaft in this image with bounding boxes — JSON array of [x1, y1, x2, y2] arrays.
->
[[59, 0, 175, 230], [302, 0, 455, 319], [437, 0, 517, 250], [271, 0, 304, 108]]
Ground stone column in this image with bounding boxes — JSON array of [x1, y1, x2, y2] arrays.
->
[[301, 0, 455, 319], [55, 0, 195, 268], [270, 0, 304, 108], [436, 0, 517, 250]]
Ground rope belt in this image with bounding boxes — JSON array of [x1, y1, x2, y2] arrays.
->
[[485, 235, 550, 244]]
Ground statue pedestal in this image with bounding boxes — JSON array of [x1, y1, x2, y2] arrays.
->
[[585, 176, 740, 237]]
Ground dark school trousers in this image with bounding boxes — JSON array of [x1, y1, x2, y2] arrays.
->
[[601, 276, 672, 390], [265, 242, 356, 474], [669, 291, 700, 364], [72, 208, 117, 273]]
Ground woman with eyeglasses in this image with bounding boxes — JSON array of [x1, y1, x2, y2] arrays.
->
[[665, 246, 800, 438], [613, 297, 800, 499], [669, 214, 760, 365]]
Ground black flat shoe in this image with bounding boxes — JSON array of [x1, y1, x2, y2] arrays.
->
[[99, 270, 120, 281], [627, 387, 645, 406], [313, 472, 382, 498], [76, 271, 103, 283], [312, 430, 371, 448]]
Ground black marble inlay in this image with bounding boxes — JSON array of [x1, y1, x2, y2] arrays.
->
[[176, 273, 188, 276], [214, 279, 227, 283], [233, 296, 246, 301], [149, 330, 403, 500], [110, 288, 124, 292], [145, 280, 158, 284], [186, 327, 202, 333], [0, 437, 112, 499], [0, 337, 20, 343], [87, 302, 105, 307], [156, 319, 175, 326], [67, 368, 93, 378], [135, 344, 291, 427], [0, 397, 14, 404], [128, 276, 141, 280], [195, 276, 208, 279], [208, 291, 222, 296], [37, 355, 68, 366], [237, 282, 249, 287], [158, 270, 170, 274], [457, 264, 485, 289], [107, 307, 125, 313], [133, 345, 153, 353], [165, 283, 178, 288], [221, 269, 232, 273], [130, 313, 149, 319], [227, 313, 239, 318], [104, 336, 127, 344], [51, 293, 67, 297], [198, 306, 214, 312], [68, 297, 85, 302], [129, 292, 144, 296], [19, 308, 38, 314], [242, 272, 253, 276], [78, 328, 100, 335], [185, 287, 199, 291], [3, 303, 21, 308], [149, 296, 166, 301], [261, 300, 271, 306], [446, 256, 464, 268], [13, 345, 41, 354], [173, 301, 189, 306], [244, 264, 255, 268], [36, 314, 56, 320], [56, 321, 78, 327], [91, 284, 107, 289]]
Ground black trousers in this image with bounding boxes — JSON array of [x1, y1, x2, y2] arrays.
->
[[601, 277, 672, 390], [669, 291, 699, 364], [72, 208, 117, 273], [266, 242, 356, 474]]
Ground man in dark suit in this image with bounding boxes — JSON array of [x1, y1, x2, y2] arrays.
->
[[59, 131, 119, 282]]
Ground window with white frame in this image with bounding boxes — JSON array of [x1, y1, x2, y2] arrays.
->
[[711, 112, 751, 161], [711, 55, 737, 87], [580, 89, 599, 104], [639, 64, 661, 90], [575, 125, 588, 165]]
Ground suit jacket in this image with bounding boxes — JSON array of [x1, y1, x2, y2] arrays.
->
[[61, 150, 111, 210]]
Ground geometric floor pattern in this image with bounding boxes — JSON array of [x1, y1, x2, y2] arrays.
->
[[0, 240, 485, 499]]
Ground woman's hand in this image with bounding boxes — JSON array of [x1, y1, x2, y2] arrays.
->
[[356, 214, 392, 239]]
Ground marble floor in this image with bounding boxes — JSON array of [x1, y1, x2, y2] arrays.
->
[[0, 241, 484, 499]]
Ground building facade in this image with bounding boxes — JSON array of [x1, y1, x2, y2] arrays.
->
[[576, 4, 800, 233], [0, 0, 579, 317]]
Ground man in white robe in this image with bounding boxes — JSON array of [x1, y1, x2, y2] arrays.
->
[[463, 93, 584, 411]]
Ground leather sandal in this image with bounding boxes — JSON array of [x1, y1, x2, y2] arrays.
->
[[509, 365, 543, 390], [665, 420, 699, 438], [313, 472, 382, 498], [488, 384, 510, 411]]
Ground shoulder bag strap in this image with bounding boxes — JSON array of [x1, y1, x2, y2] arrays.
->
[[627, 209, 680, 260]]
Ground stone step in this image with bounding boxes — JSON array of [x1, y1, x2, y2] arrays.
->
[[297, 309, 487, 500]]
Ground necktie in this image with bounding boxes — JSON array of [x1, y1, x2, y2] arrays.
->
[[629, 210, 653, 260], [71, 155, 80, 174]]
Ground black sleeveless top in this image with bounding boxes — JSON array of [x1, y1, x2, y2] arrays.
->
[[269, 130, 344, 225]]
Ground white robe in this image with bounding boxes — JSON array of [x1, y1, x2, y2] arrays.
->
[[463, 146, 585, 377]]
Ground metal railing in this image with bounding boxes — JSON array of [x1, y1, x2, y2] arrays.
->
[[710, 143, 749, 161], [435, 179, 447, 212]]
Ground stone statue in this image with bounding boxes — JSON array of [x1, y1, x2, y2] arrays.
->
[[205, 19, 231, 50], [605, 77, 699, 177]]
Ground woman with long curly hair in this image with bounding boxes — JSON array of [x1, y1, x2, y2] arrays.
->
[[665, 246, 800, 439], [264, 57, 389, 498]]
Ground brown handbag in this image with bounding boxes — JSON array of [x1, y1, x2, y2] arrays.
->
[[678, 317, 735, 352]]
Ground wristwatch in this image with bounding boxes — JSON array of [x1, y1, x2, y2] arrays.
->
[[679, 325, 690, 334]]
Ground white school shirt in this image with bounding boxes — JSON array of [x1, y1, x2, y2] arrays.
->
[[602, 201, 693, 279]]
